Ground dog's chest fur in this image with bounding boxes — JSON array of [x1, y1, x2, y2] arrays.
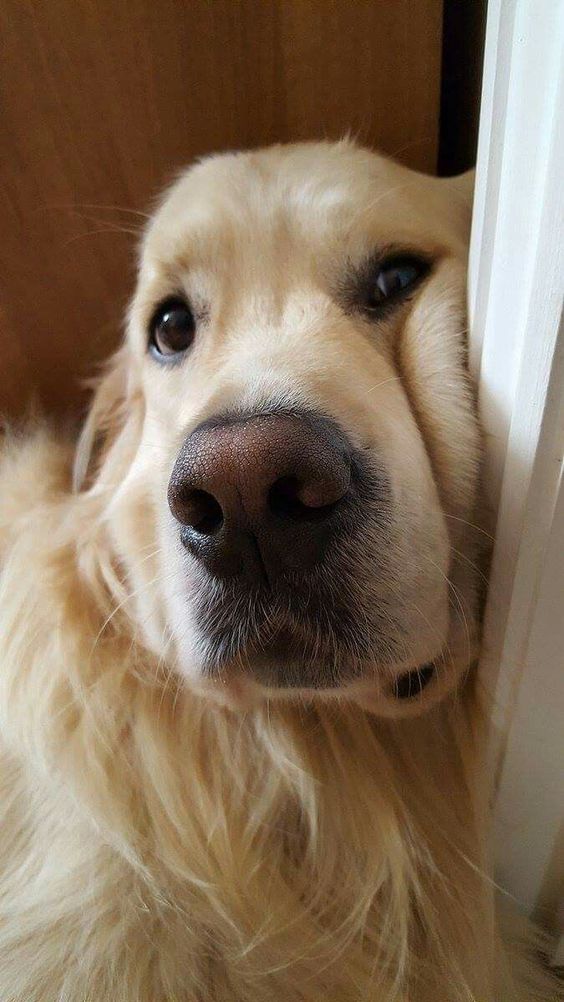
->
[[0, 694, 488, 1002], [0, 437, 557, 1002]]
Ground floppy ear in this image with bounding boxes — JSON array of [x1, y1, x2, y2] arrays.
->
[[73, 347, 134, 492], [434, 167, 475, 238]]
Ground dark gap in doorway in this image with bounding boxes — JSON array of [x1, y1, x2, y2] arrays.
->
[[438, 0, 487, 176]]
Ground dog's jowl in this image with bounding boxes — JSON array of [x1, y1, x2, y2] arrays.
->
[[0, 142, 559, 1001]]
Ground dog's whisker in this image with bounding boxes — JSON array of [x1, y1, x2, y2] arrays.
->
[[442, 513, 495, 542], [39, 201, 151, 219], [388, 136, 434, 160], [56, 209, 145, 233], [420, 552, 473, 672], [450, 545, 490, 588], [61, 226, 141, 249], [67, 203, 150, 219], [87, 563, 177, 664], [362, 375, 402, 398]]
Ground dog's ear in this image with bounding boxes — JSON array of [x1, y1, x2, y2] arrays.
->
[[73, 348, 138, 492], [449, 168, 475, 226], [449, 168, 475, 203], [436, 168, 475, 236]]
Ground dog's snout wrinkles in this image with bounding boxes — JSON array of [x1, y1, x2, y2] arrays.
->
[[168, 411, 352, 582]]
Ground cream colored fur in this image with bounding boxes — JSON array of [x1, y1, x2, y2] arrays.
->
[[0, 142, 559, 1001]]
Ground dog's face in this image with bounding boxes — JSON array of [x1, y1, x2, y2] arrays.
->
[[92, 142, 481, 716]]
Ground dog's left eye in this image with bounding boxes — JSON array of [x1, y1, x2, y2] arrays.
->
[[149, 298, 195, 360], [368, 255, 428, 309]]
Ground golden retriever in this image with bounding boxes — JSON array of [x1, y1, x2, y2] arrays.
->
[[0, 141, 559, 1001]]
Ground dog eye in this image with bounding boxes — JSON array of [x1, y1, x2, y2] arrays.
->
[[149, 298, 195, 359], [368, 255, 428, 309]]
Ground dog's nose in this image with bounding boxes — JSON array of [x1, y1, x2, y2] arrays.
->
[[168, 411, 352, 582]]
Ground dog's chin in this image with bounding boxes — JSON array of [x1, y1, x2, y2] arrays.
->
[[235, 627, 363, 690], [176, 623, 460, 718]]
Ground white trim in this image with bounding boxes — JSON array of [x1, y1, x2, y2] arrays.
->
[[469, 0, 564, 947]]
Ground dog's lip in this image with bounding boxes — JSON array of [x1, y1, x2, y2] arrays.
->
[[190, 657, 444, 717], [198, 613, 445, 697], [203, 631, 440, 699], [245, 627, 351, 689], [203, 620, 371, 690]]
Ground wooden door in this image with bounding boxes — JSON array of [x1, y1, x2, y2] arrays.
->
[[0, 0, 443, 419]]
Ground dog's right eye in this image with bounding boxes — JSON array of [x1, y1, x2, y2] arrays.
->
[[149, 298, 195, 360]]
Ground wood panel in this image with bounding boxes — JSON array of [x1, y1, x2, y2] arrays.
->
[[0, 0, 443, 419]]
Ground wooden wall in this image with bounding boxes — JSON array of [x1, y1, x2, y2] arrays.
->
[[0, 0, 443, 419]]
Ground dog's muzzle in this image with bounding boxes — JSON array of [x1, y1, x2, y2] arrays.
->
[[167, 408, 435, 698]]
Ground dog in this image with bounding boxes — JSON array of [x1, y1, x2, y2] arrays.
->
[[0, 141, 559, 1001]]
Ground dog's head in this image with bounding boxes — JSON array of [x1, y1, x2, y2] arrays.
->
[[79, 141, 481, 716]]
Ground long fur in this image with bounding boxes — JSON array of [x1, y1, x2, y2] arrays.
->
[[0, 432, 557, 1002], [0, 141, 561, 1001]]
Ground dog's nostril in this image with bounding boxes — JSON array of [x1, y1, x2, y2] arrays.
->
[[268, 476, 340, 522], [183, 489, 224, 535]]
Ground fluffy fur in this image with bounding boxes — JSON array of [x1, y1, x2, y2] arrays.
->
[[0, 142, 559, 1001]]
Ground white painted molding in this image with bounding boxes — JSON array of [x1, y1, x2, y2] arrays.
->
[[468, 0, 564, 951]]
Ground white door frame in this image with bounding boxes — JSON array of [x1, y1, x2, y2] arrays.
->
[[468, 0, 564, 957]]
